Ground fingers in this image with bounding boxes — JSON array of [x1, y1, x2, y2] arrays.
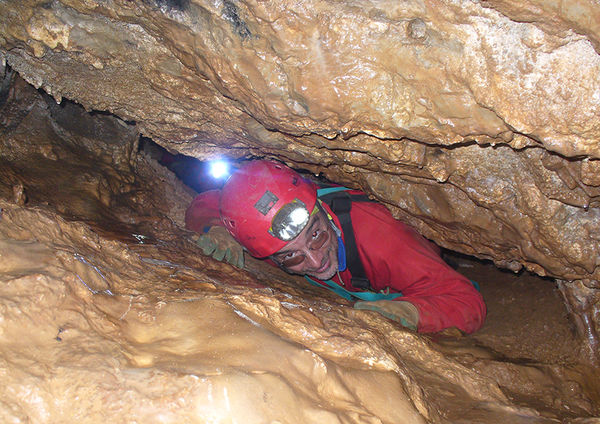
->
[[354, 301, 400, 321], [224, 249, 245, 269], [353, 301, 380, 312], [224, 248, 233, 264], [227, 250, 245, 269], [353, 301, 418, 331], [214, 247, 226, 261], [197, 234, 217, 255], [196, 230, 245, 269], [197, 235, 244, 269]]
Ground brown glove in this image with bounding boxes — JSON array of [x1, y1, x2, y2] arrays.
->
[[196, 226, 244, 269], [354, 300, 419, 331]]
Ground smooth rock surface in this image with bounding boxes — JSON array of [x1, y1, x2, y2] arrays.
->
[[1, 0, 599, 285], [1, 77, 598, 422]]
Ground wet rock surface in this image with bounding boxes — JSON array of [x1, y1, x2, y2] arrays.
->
[[1, 0, 599, 285], [3, 0, 600, 352], [1, 70, 599, 422]]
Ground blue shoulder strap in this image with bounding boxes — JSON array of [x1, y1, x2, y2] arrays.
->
[[305, 276, 481, 301]]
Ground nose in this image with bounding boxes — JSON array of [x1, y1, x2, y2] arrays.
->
[[303, 248, 323, 269]]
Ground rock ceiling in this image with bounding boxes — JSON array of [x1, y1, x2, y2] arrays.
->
[[1, 0, 599, 283]]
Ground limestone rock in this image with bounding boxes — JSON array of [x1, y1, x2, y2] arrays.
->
[[1, 67, 598, 422], [1, 1, 599, 280], [2, 0, 599, 285]]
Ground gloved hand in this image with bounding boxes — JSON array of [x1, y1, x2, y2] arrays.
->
[[196, 226, 245, 269], [353, 300, 419, 331]]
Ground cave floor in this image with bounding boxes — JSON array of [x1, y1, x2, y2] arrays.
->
[[431, 253, 600, 420], [450, 252, 579, 364]]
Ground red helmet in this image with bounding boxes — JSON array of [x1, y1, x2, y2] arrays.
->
[[220, 160, 317, 258]]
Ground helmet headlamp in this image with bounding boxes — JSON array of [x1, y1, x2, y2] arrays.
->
[[269, 200, 310, 241], [219, 160, 318, 258]]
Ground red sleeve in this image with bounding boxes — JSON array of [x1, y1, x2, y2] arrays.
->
[[349, 202, 486, 334], [185, 189, 223, 233]]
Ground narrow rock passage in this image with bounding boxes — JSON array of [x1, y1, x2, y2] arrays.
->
[[0, 73, 598, 423]]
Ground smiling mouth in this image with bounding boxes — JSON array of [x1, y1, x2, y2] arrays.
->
[[314, 255, 331, 274]]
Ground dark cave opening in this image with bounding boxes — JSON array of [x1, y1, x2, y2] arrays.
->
[[138, 136, 341, 195], [138, 136, 234, 194]]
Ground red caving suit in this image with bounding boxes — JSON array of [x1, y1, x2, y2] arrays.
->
[[185, 190, 486, 334]]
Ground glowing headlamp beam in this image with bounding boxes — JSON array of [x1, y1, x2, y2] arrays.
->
[[209, 160, 230, 179]]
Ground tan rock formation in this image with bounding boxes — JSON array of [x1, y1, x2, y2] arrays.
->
[[1, 75, 598, 422], [2, 0, 600, 418], [1, 0, 598, 283]]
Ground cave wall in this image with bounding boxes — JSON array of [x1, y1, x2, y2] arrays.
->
[[1, 0, 599, 282], [2, 69, 599, 422]]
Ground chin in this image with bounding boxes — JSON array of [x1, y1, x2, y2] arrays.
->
[[308, 257, 338, 280], [314, 268, 337, 280]]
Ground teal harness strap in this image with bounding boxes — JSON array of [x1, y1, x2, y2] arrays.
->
[[317, 186, 352, 197], [304, 276, 404, 301], [305, 277, 481, 301]]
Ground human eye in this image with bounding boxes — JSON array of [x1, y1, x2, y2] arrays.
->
[[311, 218, 325, 239], [279, 250, 305, 268], [310, 228, 329, 250], [274, 250, 299, 263]]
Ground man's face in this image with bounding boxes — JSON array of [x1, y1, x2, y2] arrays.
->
[[271, 207, 339, 280]]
